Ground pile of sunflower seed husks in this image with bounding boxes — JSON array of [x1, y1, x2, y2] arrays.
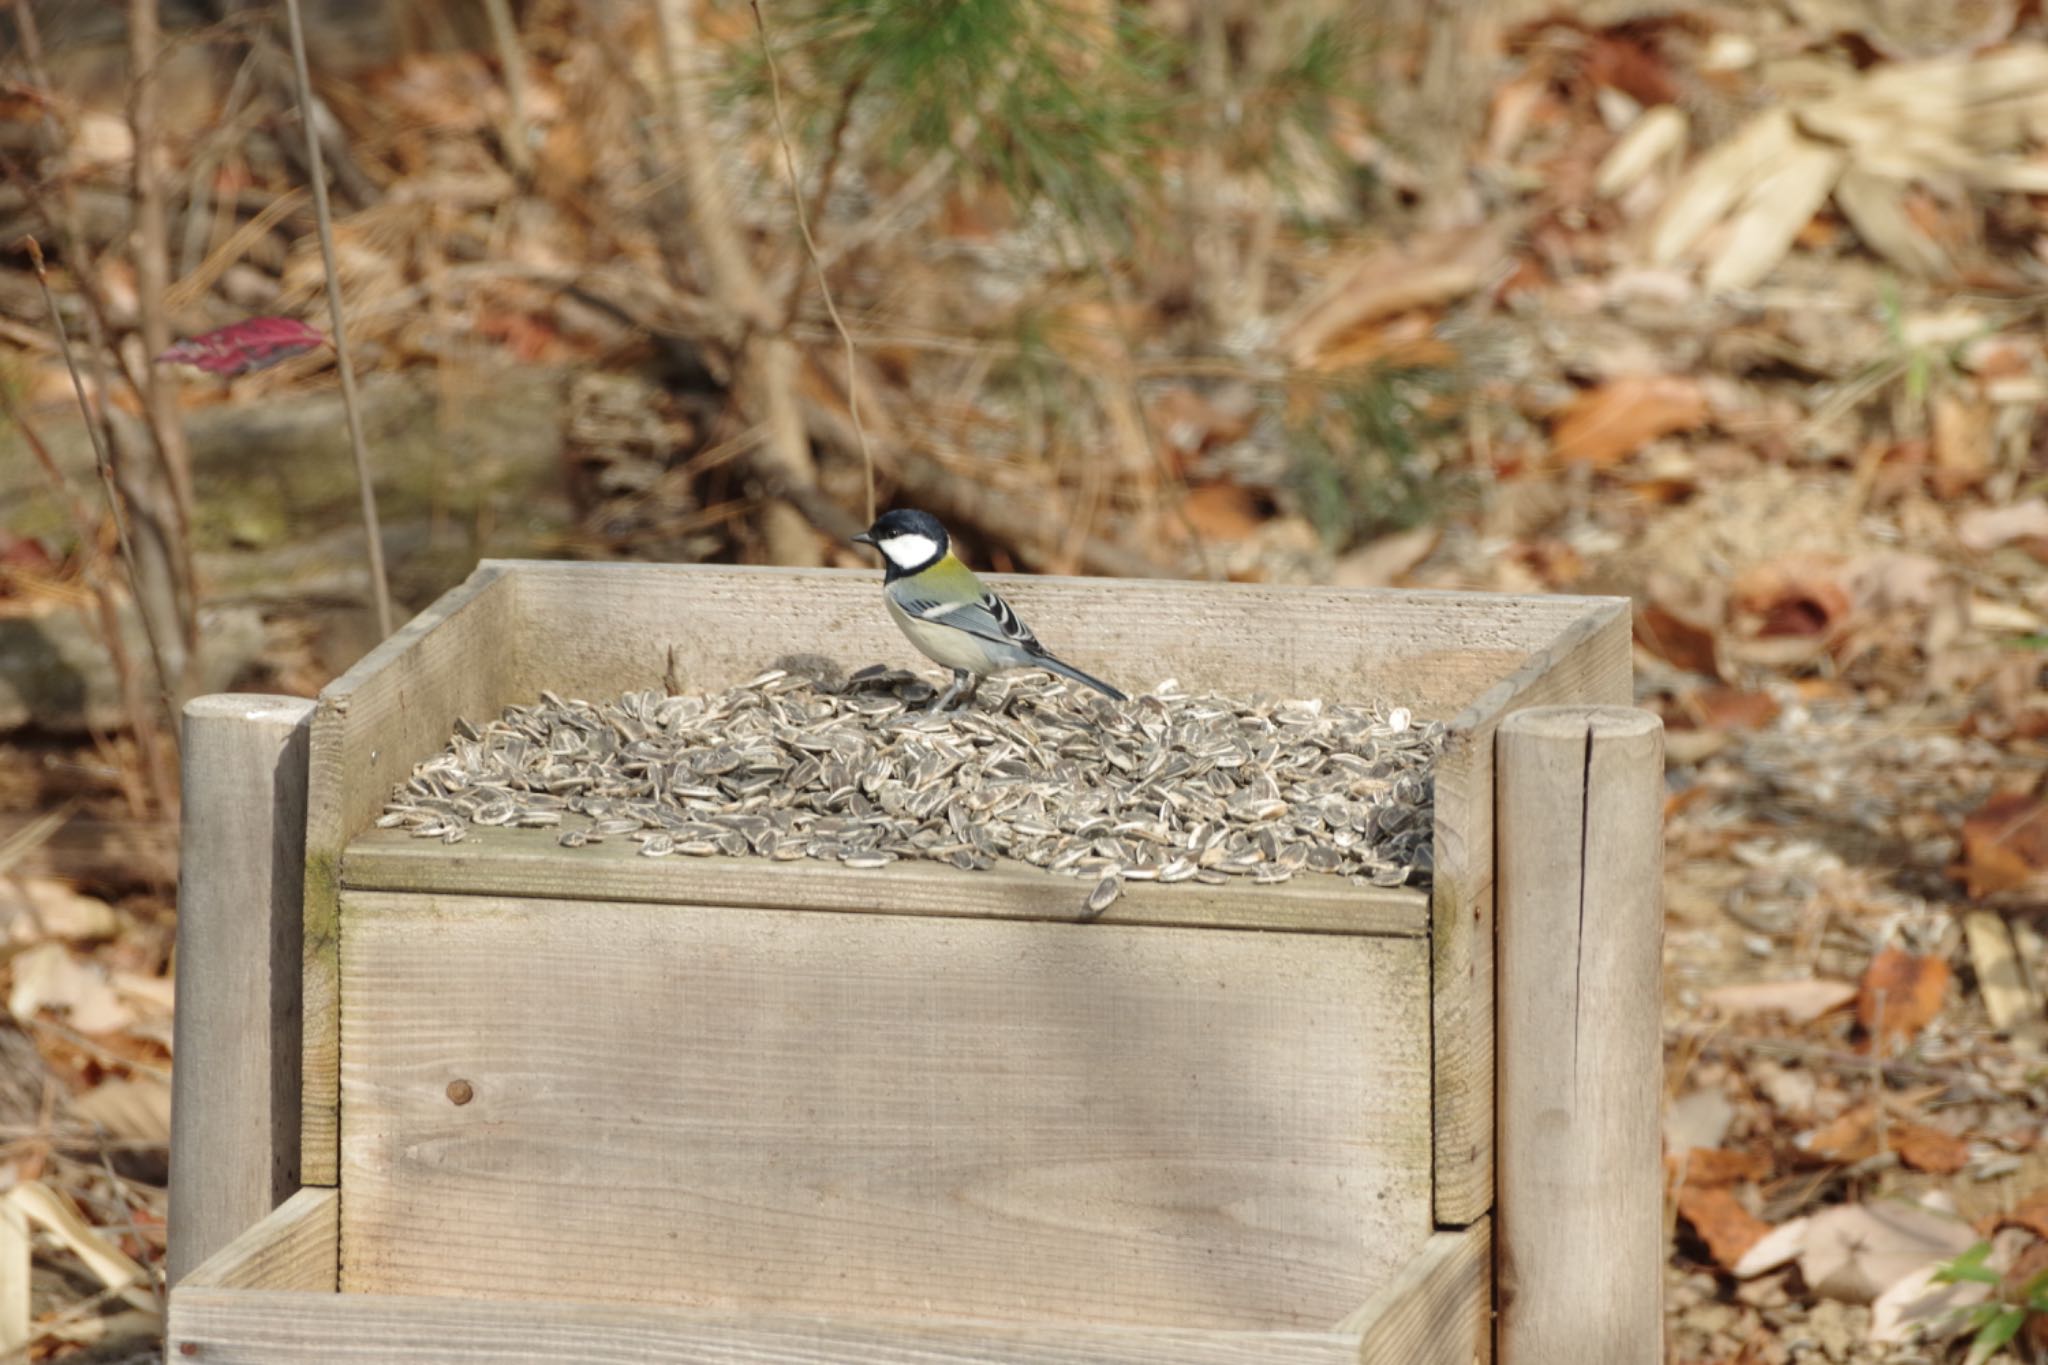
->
[[379, 665, 1444, 913]]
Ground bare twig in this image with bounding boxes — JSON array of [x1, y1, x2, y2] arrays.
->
[[283, 0, 394, 637], [651, 0, 820, 565], [752, 0, 875, 526], [24, 242, 180, 813], [129, 0, 200, 632], [776, 62, 869, 327], [13, 0, 193, 685], [0, 390, 172, 817], [481, 0, 534, 178]]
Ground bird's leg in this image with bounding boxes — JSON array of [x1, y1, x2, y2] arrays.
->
[[934, 669, 977, 711]]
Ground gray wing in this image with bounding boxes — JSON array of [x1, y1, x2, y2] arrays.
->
[[889, 583, 1046, 657]]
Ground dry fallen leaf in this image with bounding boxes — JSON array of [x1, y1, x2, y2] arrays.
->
[[1857, 947, 1951, 1049], [1957, 500, 2048, 553], [1672, 1146, 1773, 1187], [1892, 1121, 1970, 1175], [1958, 792, 2048, 899], [1730, 555, 1855, 639], [70, 1078, 171, 1145], [1797, 1201, 1978, 1305], [1665, 1087, 1737, 1153], [1992, 1188, 2048, 1241], [1703, 977, 1857, 1023], [1177, 484, 1266, 542], [1677, 1184, 1772, 1271], [1681, 686, 1781, 732], [1635, 598, 1722, 677], [0, 877, 119, 944], [1550, 375, 1709, 467], [1799, 1105, 1880, 1164], [6, 942, 133, 1035]]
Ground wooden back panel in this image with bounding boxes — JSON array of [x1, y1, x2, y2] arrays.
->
[[338, 892, 1433, 1329]]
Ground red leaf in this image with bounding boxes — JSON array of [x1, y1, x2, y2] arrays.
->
[[157, 317, 326, 376]]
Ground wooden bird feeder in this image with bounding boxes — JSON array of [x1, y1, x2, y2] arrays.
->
[[165, 561, 1663, 1362]]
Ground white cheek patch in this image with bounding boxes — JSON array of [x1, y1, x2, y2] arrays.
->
[[879, 533, 940, 568]]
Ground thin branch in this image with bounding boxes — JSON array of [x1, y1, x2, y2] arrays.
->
[[128, 0, 201, 651], [752, 0, 875, 525], [283, 0, 394, 637], [0, 389, 173, 817], [24, 240, 179, 749], [481, 0, 534, 179], [9, 0, 188, 665], [776, 62, 868, 328]]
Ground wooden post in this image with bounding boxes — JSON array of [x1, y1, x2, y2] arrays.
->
[[1496, 705, 1663, 1362], [168, 695, 316, 1286]]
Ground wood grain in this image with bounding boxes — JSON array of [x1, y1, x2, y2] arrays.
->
[[1343, 1218, 1491, 1364], [338, 891, 1433, 1330], [169, 694, 316, 1285], [1428, 601, 1631, 1226], [301, 564, 516, 1185], [1496, 707, 1662, 1363], [342, 826, 1429, 938], [167, 1290, 1366, 1363], [305, 560, 1624, 1192], [503, 561, 1611, 711], [177, 1187, 337, 1292]]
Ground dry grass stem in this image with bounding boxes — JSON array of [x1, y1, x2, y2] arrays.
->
[[127, 0, 200, 654], [482, 0, 534, 178], [0, 385, 174, 816], [25, 240, 180, 742], [283, 0, 395, 637], [751, 0, 875, 525]]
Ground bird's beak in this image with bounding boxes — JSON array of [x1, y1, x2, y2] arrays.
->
[[851, 531, 875, 548]]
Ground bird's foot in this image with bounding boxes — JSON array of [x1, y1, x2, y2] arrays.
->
[[933, 670, 979, 712]]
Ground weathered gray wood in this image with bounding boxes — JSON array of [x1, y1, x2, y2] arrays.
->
[[1342, 1218, 1490, 1364], [169, 694, 316, 1286], [342, 826, 1430, 938], [301, 560, 1627, 1191], [1428, 602, 1632, 1226], [177, 1187, 337, 1292], [337, 890, 1434, 1330], [301, 564, 516, 1185], [505, 559, 1616, 714], [1496, 706, 1663, 1363], [166, 1290, 1365, 1364]]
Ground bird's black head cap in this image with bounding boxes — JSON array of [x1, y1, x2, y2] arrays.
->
[[852, 508, 950, 579]]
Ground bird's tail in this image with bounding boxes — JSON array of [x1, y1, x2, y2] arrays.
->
[[1038, 654, 1127, 702]]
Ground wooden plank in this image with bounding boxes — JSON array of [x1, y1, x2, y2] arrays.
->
[[505, 560, 1609, 712], [177, 1187, 338, 1292], [301, 564, 516, 1186], [338, 891, 1434, 1330], [167, 1291, 1364, 1364], [169, 694, 317, 1285], [1428, 600, 1631, 1225], [303, 561, 1618, 1188], [1496, 708, 1662, 1363], [342, 826, 1430, 938], [1342, 1218, 1491, 1364]]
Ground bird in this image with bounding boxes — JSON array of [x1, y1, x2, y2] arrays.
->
[[851, 508, 1127, 710]]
